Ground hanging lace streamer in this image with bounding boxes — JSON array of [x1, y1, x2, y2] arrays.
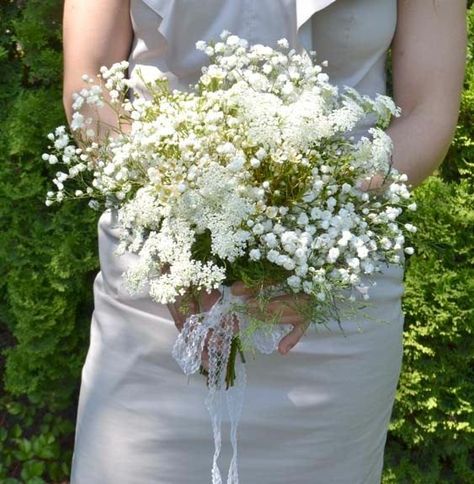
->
[[171, 285, 292, 484]]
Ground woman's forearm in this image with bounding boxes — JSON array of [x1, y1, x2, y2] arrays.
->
[[62, 0, 132, 129], [387, 0, 467, 189], [386, 102, 460, 188]]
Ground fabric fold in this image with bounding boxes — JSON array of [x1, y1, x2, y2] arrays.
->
[[142, 0, 339, 51], [296, 0, 337, 30], [296, 0, 337, 52], [141, 0, 175, 44]]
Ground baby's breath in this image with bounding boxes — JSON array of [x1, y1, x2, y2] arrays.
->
[[44, 32, 415, 320]]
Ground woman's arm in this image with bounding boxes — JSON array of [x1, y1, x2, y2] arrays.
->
[[387, 0, 467, 188], [62, 0, 133, 126]]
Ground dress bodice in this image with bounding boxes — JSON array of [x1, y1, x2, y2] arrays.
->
[[129, 0, 397, 97]]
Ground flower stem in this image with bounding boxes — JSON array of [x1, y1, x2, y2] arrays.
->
[[200, 335, 246, 390], [225, 335, 246, 389]]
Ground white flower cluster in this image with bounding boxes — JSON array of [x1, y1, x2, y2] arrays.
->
[[44, 31, 416, 309]]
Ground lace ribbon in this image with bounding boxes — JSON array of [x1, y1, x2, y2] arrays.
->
[[171, 285, 292, 484]]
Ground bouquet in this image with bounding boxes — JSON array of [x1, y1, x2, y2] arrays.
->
[[44, 31, 416, 483]]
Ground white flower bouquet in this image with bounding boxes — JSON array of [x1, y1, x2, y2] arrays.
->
[[44, 31, 416, 482]]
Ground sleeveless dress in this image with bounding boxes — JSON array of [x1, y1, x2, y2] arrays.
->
[[70, 1, 404, 483]]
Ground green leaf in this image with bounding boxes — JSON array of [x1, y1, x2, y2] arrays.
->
[[20, 460, 46, 480]]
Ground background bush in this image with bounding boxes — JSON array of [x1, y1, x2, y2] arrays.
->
[[0, 1, 472, 482]]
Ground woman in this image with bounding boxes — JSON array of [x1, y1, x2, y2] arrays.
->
[[64, 1, 467, 483]]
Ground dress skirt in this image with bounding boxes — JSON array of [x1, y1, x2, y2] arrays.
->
[[70, 208, 405, 484]]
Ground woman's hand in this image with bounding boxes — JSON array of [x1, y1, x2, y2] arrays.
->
[[356, 172, 392, 194], [167, 288, 222, 370], [231, 282, 312, 356]]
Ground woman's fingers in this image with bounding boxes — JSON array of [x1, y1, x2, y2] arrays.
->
[[198, 288, 222, 312], [246, 294, 310, 321], [230, 281, 258, 298], [244, 293, 312, 354], [167, 295, 198, 331], [169, 288, 222, 331], [277, 321, 310, 355], [357, 172, 390, 194]]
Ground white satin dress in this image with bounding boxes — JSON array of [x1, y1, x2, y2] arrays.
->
[[70, 1, 405, 483]]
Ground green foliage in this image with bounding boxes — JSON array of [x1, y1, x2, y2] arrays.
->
[[440, 5, 474, 182], [382, 7, 474, 482], [0, 1, 472, 482], [0, 394, 74, 483], [0, 1, 98, 481], [383, 177, 474, 483]]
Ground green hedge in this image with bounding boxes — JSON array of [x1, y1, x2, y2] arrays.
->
[[0, 1, 472, 482], [0, 2, 99, 482], [382, 8, 474, 482]]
